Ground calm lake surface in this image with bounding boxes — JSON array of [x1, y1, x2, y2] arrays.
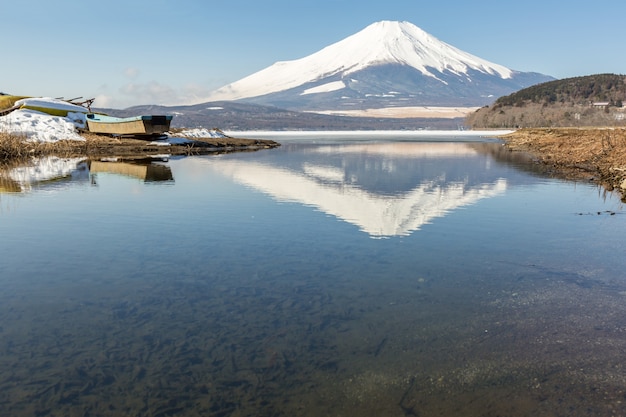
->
[[1, 133, 625, 416]]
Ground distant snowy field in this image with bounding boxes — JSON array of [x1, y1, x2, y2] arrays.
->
[[226, 130, 514, 141], [307, 106, 481, 118]]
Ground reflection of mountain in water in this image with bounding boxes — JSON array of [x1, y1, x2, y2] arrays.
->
[[207, 142, 508, 237]]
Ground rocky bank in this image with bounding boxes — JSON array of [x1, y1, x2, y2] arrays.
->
[[502, 128, 626, 200]]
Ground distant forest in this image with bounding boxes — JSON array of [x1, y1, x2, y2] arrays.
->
[[466, 74, 626, 128]]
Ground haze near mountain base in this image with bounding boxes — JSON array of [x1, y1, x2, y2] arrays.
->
[[204, 21, 554, 114]]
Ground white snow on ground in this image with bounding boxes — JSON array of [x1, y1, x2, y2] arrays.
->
[[150, 128, 229, 146], [175, 128, 228, 138], [0, 109, 85, 142], [0, 97, 88, 142], [150, 137, 194, 146]]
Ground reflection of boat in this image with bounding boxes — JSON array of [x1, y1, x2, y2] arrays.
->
[[89, 158, 174, 182], [86, 114, 172, 137]]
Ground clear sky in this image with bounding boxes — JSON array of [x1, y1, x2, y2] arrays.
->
[[3, 0, 625, 109]]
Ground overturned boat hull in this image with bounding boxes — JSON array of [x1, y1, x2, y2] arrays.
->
[[86, 114, 172, 137], [3, 97, 90, 117]]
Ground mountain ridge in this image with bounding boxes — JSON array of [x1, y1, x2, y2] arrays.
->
[[99, 101, 466, 131], [203, 20, 554, 111]]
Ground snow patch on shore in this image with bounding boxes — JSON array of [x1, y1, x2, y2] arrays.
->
[[175, 128, 229, 138], [0, 109, 85, 142], [0, 97, 88, 142], [149, 128, 229, 146]]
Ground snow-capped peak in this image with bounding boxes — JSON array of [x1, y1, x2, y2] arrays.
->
[[206, 20, 513, 102], [345, 21, 513, 79]]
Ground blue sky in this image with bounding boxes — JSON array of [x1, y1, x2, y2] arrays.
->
[[3, 0, 625, 108]]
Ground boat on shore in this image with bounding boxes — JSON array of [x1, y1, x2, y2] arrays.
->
[[1, 95, 174, 139], [86, 114, 173, 137], [0, 95, 28, 116], [0, 96, 89, 117], [17, 98, 90, 117]]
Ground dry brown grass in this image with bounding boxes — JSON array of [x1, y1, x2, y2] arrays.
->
[[0, 131, 36, 160], [503, 127, 626, 198], [0, 131, 280, 164], [0, 132, 88, 162]]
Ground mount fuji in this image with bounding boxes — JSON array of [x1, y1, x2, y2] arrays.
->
[[204, 21, 554, 113]]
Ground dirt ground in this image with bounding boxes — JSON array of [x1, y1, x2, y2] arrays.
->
[[81, 132, 280, 157], [502, 128, 626, 200]]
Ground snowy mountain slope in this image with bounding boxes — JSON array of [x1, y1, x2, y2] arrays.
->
[[205, 20, 554, 111]]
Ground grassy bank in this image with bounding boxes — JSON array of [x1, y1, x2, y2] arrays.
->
[[502, 128, 626, 200], [0, 132, 280, 163], [0, 132, 58, 160]]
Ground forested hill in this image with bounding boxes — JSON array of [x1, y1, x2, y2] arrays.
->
[[466, 74, 626, 128]]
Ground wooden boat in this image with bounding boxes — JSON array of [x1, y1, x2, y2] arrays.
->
[[86, 114, 173, 137]]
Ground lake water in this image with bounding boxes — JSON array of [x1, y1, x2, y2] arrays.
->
[[1, 133, 625, 416]]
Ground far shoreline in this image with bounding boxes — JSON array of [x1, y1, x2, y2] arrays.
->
[[223, 129, 514, 138]]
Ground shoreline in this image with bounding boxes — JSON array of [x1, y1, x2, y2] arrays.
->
[[77, 133, 281, 157], [501, 128, 626, 200], [0, 132, 281, 162]]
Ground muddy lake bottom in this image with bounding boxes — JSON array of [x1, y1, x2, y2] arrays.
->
[[0, 135, 625, 416]]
